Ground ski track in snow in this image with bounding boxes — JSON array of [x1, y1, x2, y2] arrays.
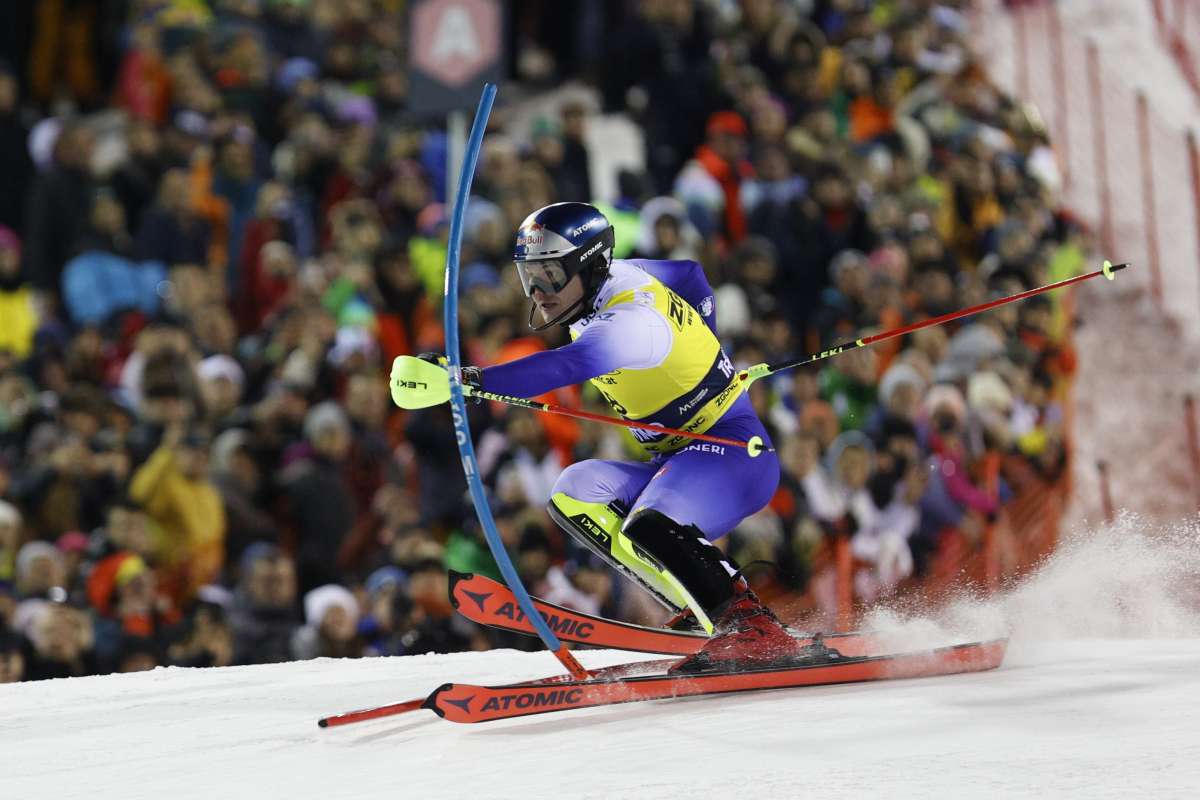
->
[[4, 516, 1200, 799]]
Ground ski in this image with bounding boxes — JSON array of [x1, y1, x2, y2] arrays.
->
[[450, 571, 881, 656], [317, 656, 682, 728], [450, 570, 706, 653], [422, 639, 1008, 724], [317, 575, 1006, 728]]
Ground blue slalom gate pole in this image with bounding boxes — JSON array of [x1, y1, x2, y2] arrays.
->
[[442, 84, 587, 679]]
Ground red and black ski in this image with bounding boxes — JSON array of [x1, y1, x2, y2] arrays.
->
[[423, 638, 1008, 723], [449, 571, 881, 656], [319, 638, 1006, 728], [317, 656, 680, 728], [449, 570, 706, 653], [316, 574, 1008, 728]]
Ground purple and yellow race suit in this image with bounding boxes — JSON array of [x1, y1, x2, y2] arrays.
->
[[482, 259, 780, 540]]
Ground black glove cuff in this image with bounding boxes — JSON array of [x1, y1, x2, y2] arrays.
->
[[461, 366, 483, 403], [416, 352, 445, 365]]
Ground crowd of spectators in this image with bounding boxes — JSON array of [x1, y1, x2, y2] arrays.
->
[[0, 0, 1084, 684]]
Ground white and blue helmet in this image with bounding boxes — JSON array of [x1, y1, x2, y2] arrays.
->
[[513, 202, 615, 328]]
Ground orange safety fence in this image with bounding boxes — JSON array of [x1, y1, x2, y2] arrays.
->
[[766, 451, 1070, 632], [762, 297, 1077, 632], [760, 0, 1200, 632], [756, 14, 1092, 627]]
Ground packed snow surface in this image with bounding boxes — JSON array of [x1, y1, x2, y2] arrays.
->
[[4, 516, 1200, 799]]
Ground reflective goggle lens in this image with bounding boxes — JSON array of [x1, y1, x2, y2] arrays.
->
[[515, 259, 569, 297]]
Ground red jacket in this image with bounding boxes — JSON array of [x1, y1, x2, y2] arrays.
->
[[695, 145, 753, 244]]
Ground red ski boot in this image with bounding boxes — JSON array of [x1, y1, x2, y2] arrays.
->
[[669, 589, 809, 674], [616, 509, 838, 672]]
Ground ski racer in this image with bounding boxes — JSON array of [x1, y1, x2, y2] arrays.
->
[[392, 202, 803, 672]]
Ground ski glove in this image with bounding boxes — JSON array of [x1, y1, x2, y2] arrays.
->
[[389, 353, 482, 409]]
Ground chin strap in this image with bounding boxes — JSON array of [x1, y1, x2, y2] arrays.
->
[[525, 257, 610, 331], [526, 294, 588, 331]]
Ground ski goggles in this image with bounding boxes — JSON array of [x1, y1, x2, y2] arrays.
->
[[514, 258, 572, 297]]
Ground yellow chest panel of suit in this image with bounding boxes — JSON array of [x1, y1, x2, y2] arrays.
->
[[570, 278, 715, 418], [569, 274, 742, 453]]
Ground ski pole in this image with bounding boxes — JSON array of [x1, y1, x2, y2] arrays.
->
[[463, 385, 770, 456], [318, 697, 424, 728], [733, 260, 1128, 387], [402, 260, 1127, 457]]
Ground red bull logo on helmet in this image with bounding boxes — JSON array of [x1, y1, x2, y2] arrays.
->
[[516, 222, 544, 248]]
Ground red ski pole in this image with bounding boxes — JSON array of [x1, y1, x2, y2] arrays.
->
[[736, 261, 1128, 386], [467, 261, 1128, 454], [318, 697, 425, 728], [465, 386, 770, 455]]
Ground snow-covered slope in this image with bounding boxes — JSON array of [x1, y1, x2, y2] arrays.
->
[[5, 517, 1199, 800], [4, 639, 1198, 800]]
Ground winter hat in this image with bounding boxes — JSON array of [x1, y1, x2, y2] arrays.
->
[[0, 498, 20, 529], [879, 363, 926, 407], [869, 243, 908, 284], [935, 324, 1005, 382], [924, 383, 967, 423], [210, 428, 251, 474], [238, 541, 282, 581], [967, 371, 1013, 414], [336, 95, 377, 127], [276, 57, 319, 93], [56, 531, 89, 554], [637, 195, 689, 253], [303, 401, 350, 442], [416, 203, 448, 236], [463, 196, 503, 242], [197, 354, 245, 389], [304, 584, 358, 626], [197, 583, 234, 611], [829, 249, 867, 282], [706, 110, 748, 138], [825, 429, 876, 471], [15, 541, 61, 585], [365, 565, 408, 597], [28, 118, 63, 171], [173, 110, 210, 140], [326, 326, 377, 368], [279, 348, 317, 389], [87, 552, 148, 616]]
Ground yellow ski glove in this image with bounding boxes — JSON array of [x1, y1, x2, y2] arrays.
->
[[389, 354, 482, 409], [390, 354, 449, 409]]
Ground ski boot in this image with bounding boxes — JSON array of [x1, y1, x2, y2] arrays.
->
[[668, 581, 812, 674]]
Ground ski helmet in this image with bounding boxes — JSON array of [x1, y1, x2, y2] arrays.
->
[[512, 202, 615, 329]]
